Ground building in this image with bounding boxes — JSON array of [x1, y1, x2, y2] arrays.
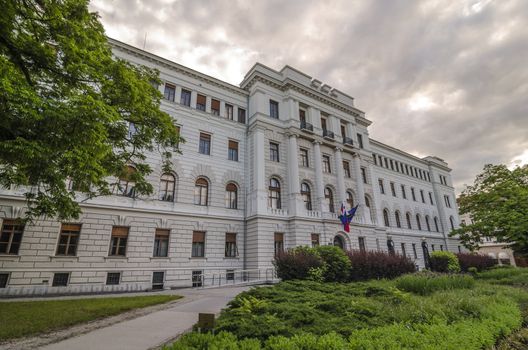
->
[[0, 39, 465, 296]]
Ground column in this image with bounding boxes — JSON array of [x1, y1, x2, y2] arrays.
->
[[352, 153, 367, 221], [205, 96, 212, 114], [313, 141, 327, 212], [287, 134, 302, 215], [367, 162, 381, 226], [334, 148, 346, 206], [190, 91, 197, 109], [288, 98, 299, 121], [220, 101, 226, 118], [252, 127, 267, 215], [347, 122, 358, 145]]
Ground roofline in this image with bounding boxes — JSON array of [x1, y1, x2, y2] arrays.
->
[[370, 138, 450, 170]]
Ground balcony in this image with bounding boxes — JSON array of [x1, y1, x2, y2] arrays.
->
[[300, 120, 314, 133], [322, 129, 335, 140], [343, 136, 354, 147]]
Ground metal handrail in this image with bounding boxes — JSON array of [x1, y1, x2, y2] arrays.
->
[[194, 268, 278, 288], [323, 129, 335, 139], [300, 120, 314, 132]]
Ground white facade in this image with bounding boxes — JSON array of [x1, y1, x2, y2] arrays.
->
[[0, 39, 465, 296]]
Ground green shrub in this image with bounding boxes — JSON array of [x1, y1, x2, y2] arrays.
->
[[313, 245, 350, 282], [429, 251, 461, 273], [395, 273, 475, 295], [273, 246, 324, 281], [476, 267, 528, 287]]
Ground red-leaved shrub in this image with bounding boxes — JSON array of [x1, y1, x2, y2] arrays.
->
[[347, 250, 417, 281], [456, 253, 496, 272], [273, 247, 324, 280]]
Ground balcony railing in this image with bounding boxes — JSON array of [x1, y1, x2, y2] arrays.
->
[[300, 120, 314, 132], [343, 136, 354, 147], [323, 129, 335, 140]]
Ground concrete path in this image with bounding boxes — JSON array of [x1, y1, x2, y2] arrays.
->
[[39, 286, 250, 350]]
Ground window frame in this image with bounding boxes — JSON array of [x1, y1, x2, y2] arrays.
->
[[194, 178, 209, 206], [269, 142, 280, 162], [56, 223, 81, 256], [0, 219, 25, 255], [269, 100, 279, 119]]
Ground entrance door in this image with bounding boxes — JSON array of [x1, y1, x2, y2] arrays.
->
[[333, 236, 345, 249], [421, 242, 430, 269]]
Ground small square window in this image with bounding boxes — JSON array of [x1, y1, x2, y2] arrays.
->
[[106, 272, 121, 285], [226, 270, 235, 281], [52, 273, 69, 287]]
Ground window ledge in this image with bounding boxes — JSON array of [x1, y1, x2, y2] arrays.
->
[[105, 256, 129, 261], [0, 254, 20, 261], [189, 257, 208, 261], [150, 257, 170, 260], [224, 257, 240, 260], [51, 256, 79, 262]]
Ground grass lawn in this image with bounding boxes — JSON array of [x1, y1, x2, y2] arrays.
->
[[0, 294, 181, 341]]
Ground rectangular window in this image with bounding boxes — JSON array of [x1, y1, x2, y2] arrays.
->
[[373, 154, 377, 165], [401, 243, 406, 257], [401, 185, 407, 199], [411, 187, 416, 201], [357, 133, 364, 149], [378, 179, 385, 194], [390, 182, 396, 197], [274, 233, 284, 256], [311, 234, 319, 247], [109, 226, 129, 256], [163, 83, 175, 101], [180, 89, 191, 106], [199, 133, 211, 155], [340, 124, 347, 138], [192, 231, 205, 257], [343, 161, 351, 178], [412, 243, 418, 259], [269, 100, 279, 119], [429, 192, 434, 205], [211, 99, 220, 115], [269, 142, 280, 162], [153, 229, 169, 257], [300, 148, 309, 167], [106, 272, 121, 285], [192, 270, 202, 287], [225, 233, 238, 258], [0, 219, 25, 255], [56, 223, 81, 256], [321, 117, 327, 131], [444, 195, 451, 208], [52, 273, 69, 287], [299, 109, 306, 123], [420, 190, 425, 203], [390, 160, 394, 170], [358, 237, 366, 252], [322, 155, 331, 173], [238, 108, 246, 124], [225, 104, 234, 120], [152, 271, 164, 290], [228, 140, 239, 161], [226, 269, 235, 281], [196, 94, 206, 111], [361, 167, 368, 184], [0, 273, 8, 288]]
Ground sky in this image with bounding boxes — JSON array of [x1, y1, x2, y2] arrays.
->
[[89, 0, 528, 193]]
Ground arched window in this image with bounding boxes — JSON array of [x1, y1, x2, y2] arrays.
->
[[268, 178, 281, 209], [425, 215, 431, 231], [334, 235, 345, 249], [159, 173, 176, 201], [450, 216, 455, 231], [301, 182, 312, 210], [225, 183, 238, 209], [117, 165, 136, 197], [346, 191, 354, 209], [383, 209, 390, 227], [365, 196, 371, 208], [325, 187, 334, 213], [434, 217, 440, 232], [406, 212, 412, 229], [416, 214, 422, 230], [395, 211, 401, 228], [194, 178, 209, 206]]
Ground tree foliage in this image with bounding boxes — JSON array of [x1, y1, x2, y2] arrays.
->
[[452, 164, 528, 256], [0, 0, 180, 220]]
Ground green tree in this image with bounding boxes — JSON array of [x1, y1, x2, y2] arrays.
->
[[0, 0, 181, 220], [452, 164, 528, 256]]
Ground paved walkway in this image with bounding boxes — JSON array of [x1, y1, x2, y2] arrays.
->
[[37, 286, 250, 350]]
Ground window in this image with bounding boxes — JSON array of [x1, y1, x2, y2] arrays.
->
[[238, 108, 246, 124], [450, 216, 455, 231], [274, 233, 284, 255], [444, 195, 452, 208], [429, 192, 434, 205], [311, 233, 320, 247], [180, 89, 191, 106], [0, 273, 8, 288], [361, 167, 368, 184], [358, 237, 366, 252], [194, 178, 209, 206], [321, 117, 328, 132], [411, 187, 416, 201], [401, 243, 406, 257], [196, 94, 206, 111], [416, 215, 422, 230], [191, 270, 202, 287], [343, 161, 351, 178], [199, 133, 211, 155], [420, 190, 425, 203], [211, 99, 220, 115], [357, 133, 364, 148], [346, 191, 354, 210], [440, 245, 444, 251], [412, 243, 418, 259], [127, 121, 137, 139], [56, 224, 81, 256], [153, 229, 169, 257], [192, 231, 205, 257], [431, 244, 435, 252], [152, 271, 164, 290], [325, 187, 334, 213], [341, 124, 347, 138], [106, 272, 121, 285], [225, 233, 238, 257], [299, 109, 306, 123], [226, 270, 235, 281], [109, 226, 128, 256], [406, 212, 412, 229], [163, 83, 175, 101], [0, 219, 24, 255], [425, 216, 431, 231], [395, 211, 402, 228], [270, 142, 280, 162], [228, 140, 239, 161], [390, 160, 394, 171], [117, 166, 136, 197], [225, 104, 234, 120], [268, 178, 281, 209], [434, 217, 440, 232], [269, 100, 279, 119], [159, 173, 176, 202], [390, 182, 396, 197], [387, 239, 395, 255], [52, 273, 69, 287], [322, 155, 331, 173], [301, 182, 312, 210], [225, 183, 238, 209], [440, 175, 447, 185], [300, 148, 309, 167], [378, 179, 385, 194], [401, 185, 407, 199], [383, 209, 390, 227]]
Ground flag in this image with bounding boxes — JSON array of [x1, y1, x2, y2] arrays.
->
[[338, 204, 359, 233]]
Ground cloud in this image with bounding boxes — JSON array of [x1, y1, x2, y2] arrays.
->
[[90, 0, 528, 194]]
